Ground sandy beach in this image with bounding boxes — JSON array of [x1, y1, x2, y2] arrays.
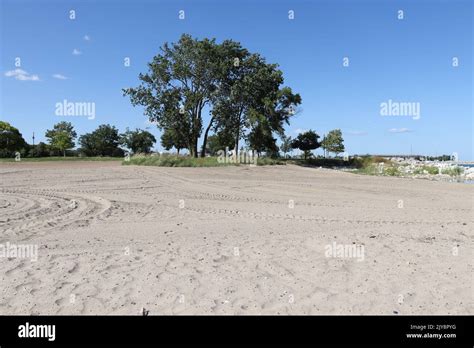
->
[[0, 161, 472, 315]]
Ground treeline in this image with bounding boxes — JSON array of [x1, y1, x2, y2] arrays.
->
[[124, 34, 302, 158], [0, 119, 347, 160], [0, 121, 156, 158]]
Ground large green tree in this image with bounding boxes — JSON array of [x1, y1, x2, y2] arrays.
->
[[124, 34, 301, 158], [200, 40, 250, 157], [45, 121, 77, 157], [79, 124, 123, 157], [0, 121, 27, 157], [124, 34, 223, 157], [120, 128, 156, 154], [213, 53, 301, 157]]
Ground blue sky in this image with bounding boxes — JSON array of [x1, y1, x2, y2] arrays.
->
[[1, 0, 472, 159]]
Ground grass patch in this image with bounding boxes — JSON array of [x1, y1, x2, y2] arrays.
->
[[441, 166, 464, 176], [123, 154, 286, 167], [123, 154, 233, 167], [413, 165, 439, 175], [255, 157, 285, 166], [350, 157, 400, 176]]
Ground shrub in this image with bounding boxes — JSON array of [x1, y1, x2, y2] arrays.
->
[[441, 166, 463, 176], [123, 154, 287, 167], [384, 166, 400, 176], [414, 166, 439, 175]]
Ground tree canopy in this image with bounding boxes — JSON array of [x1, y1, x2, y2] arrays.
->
[[124, 34, 301, 158], [79, 124, 124, 157], [205, 131, 235, 156], [0, 121, 27, 157], [280, 134, 293, 157], [321, 129, 345, 157], [120, 128, 156, 154], [291, 130, 320, 159], [45, 122, 77, 157]]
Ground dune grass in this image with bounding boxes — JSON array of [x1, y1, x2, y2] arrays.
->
[[123, 155, 229, 167], [122, 154, 286, 167], [440, 166, 464, 176]]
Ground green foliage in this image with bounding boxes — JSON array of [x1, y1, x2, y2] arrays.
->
[[247, 110, 279, 157], [441, 166, 463, 176], [28, 142, 51, 157], [206, 132, 235, 156], [123, 154, 230, 167], [120, 128, 156, 154], [123, 34, 301, 158], [45, 122, 77, 157], [280, 135, 293, 157], [0, 121, 28, 157], [79, 124, 124, 157], [214, 51, 301, 157], [413, 165, 439, 175], [123, 153, 285, 167], [384, 166, 400, 176], [123, 34, 223, 157], [161, 127, 188, 154], [321, 129, 345, 156], [255, 157, 285, 166], [426, 155, 452, 161], [291, 130, 320, 159]]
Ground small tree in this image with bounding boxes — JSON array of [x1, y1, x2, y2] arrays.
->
[[291, 130, 320, 160], [79, 124, 123, 157], [321, 129, 345, 157], [45, 122, 77, 157], [280, 135, 292, 158], [247, 120, 279, 157], [161, 128, 187, 155], [120, 128, 156, 154]]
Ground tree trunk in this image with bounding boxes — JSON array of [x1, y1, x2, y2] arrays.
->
[[234, 110, 242, 158], [193, 137, 198, 158], [234, 131, 239, 158], [200, 116, 214, 157], [63, 149, 66, 157]]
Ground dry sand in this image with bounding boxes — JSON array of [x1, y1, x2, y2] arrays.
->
[[0, 161, 472, 314]]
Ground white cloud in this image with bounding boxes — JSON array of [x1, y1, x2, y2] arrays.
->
[[84, 35, 90, 41], [294, 128, 308, 134], [4, 69, 40, 81], [52, 74, 68, 80], [72, 48, 82, 55], [389, 128, 412, 133], [5, 68, 27, 77]]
